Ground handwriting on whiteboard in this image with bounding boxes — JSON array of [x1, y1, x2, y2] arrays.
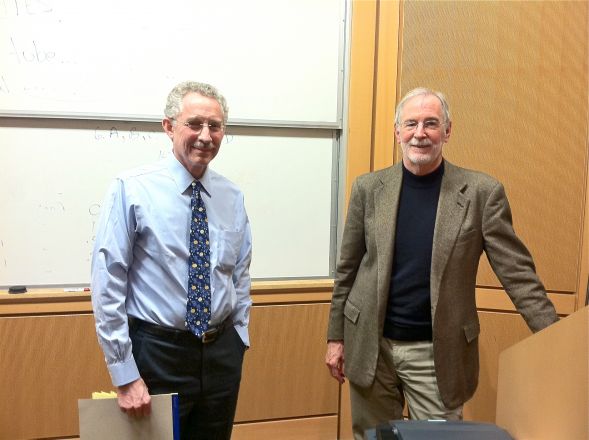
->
[[93, 126, 156, 143], [0, 0, 53, 18]]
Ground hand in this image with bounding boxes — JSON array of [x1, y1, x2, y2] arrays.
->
[[116, 378, 152, 418], [325, 340, 346, 384]]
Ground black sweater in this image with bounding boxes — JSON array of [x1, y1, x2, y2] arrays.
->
[[383, 161, 444, 341]]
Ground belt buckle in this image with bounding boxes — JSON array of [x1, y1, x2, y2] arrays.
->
[[201, 327, 218, 344]]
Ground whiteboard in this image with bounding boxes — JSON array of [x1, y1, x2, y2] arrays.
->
[[0, 0, 344, 125], [0, 119, 335, 286]]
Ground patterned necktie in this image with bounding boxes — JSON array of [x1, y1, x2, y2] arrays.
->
[[185, 181, 211, 337]]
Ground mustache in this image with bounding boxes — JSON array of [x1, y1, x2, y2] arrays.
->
[[408, 139, 433, 147]]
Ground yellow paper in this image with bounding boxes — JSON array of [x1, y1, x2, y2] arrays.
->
[[91, 391, 117, 399]]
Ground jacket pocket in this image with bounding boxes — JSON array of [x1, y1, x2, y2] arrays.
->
[[463, 321, 480, 343], [344, 300, 360, 324], [455, 228, 480, 246]]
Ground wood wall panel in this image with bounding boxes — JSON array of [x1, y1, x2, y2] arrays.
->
[[0, 295, 579, 439], [233, 415, 337, 440], [0, 315, 111, 440], [463, 311, 532, 423], [0, 299, 337, 439], [235, 303, 338, 421], [475, 288, 576, 316], [397, 1, 588, 293]]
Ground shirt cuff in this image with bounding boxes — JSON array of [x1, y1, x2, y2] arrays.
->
[[108, 356, 141, 387], [234, 324, 250, 347]]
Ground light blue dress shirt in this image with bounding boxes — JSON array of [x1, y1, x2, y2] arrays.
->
[[91, 155, 252, 386]]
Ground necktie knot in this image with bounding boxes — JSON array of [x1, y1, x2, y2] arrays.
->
[[192, 180, 204, 197]]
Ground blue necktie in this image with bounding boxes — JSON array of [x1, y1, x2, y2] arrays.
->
[[185, 181, 211, 337]]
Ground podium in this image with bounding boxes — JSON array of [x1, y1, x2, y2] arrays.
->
[[496, 307, 588, 440]]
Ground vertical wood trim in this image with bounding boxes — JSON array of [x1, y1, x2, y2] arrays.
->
[[340, 1, 379, 437], [578, 0, 589, 311], [339, 381, 353, 439], [579, 143, 589, 309], [576, 1, 589, 307], [345, 0, 378, 206], [393, 0, 406, 167], [372, 0, 400, 172]]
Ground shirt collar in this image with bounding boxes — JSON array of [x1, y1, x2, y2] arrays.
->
[[166, 154, 212, 197]]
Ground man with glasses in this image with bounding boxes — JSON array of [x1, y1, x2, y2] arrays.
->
[[91, 81, 252, 440], [325, 87, 558, 439]]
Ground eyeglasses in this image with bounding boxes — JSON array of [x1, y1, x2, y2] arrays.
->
[[400, 119, 442, 132], [176, 118, 225, 135]]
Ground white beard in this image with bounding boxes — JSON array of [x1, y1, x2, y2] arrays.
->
[[402, 139, 442, 166]]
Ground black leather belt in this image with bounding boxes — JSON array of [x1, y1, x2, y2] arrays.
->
[[128, 317, 231, 344], [201, 318, 232, 343]]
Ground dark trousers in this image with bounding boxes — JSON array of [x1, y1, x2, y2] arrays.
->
[[130, 319, 246, 440]]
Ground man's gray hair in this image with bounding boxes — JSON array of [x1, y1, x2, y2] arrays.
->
[[164, 81, 229, 123], [394, 87, 451, 126]]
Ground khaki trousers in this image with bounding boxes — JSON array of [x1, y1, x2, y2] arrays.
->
[[349, 338, 463, 440]]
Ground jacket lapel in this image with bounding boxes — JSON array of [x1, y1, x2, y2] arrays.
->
[[375, 165, 403, 321], [430, 162, 470, 318]]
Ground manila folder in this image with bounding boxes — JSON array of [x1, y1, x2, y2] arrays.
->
[[78, 393, 179, 440]]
